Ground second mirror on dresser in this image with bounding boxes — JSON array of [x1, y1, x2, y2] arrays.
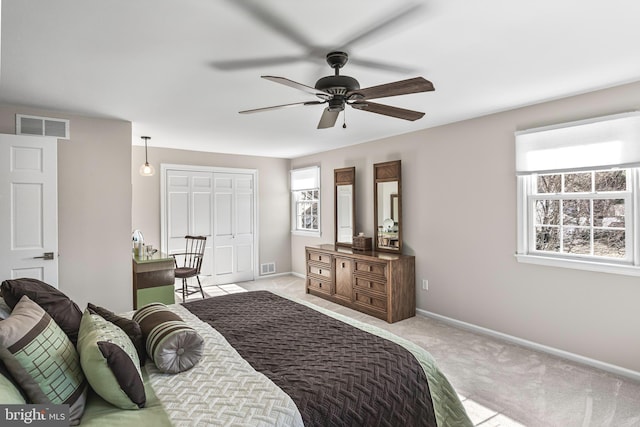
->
[[334, 167, 355, 247], [374, 160, 402, 252]]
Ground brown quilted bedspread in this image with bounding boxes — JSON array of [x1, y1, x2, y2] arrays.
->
[[183, 291, 437, 427]]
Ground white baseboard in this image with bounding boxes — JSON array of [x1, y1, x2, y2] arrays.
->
[[290, 271, 305, 279], [416, 308, 640, 383], [257, 272, 297, 279]]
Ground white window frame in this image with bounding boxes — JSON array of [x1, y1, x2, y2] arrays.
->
[[290, 166, 321, 237], [517, 169, 640, 276], [515, 112, 640, 276]]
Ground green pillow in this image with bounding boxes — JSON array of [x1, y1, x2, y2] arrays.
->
[[0, 371, 25, 404], [77, 310, 145, 409], [87, 303, 146, 366], [0, 295, 87, 425]]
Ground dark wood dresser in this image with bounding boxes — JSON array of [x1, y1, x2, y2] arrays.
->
[[305, 244, 415, 323]]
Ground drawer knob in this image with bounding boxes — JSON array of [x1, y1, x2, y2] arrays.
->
[[319, 269, 322, 274], [341, 262, 345, 268]]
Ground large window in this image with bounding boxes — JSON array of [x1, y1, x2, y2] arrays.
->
[[291, 166, 320, 236], [516, 112, 640, 276], [532, 169, 630, 260]]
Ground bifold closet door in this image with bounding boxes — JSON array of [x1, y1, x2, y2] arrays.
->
[[213, 173, 255, 284], [165, 170, 214, 276]]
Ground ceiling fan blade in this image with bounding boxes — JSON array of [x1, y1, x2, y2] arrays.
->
[[239, 101, 323, 114], [351, 101, 424, 121], [228, 0, 314, 49], [347, 57, 417, 74], [347, 77, 434, 100], [317, 108, 340, 129], [210, 56, 303, 71], [262, 76, 331, 97], [336, 3, 424, 51]]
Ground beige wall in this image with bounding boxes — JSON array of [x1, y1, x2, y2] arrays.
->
[[131, 146, 291, 276], [292, 80, 640, 374], [3, 79, 639, 374], [0, 105, 132, 312]]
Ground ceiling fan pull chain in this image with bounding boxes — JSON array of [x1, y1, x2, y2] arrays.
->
[[343, 109, 347, 129]]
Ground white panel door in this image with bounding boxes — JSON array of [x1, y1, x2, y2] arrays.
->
[[213, 173, 254, 284], [0, 134, 58, 286], [165, 170, 213, 275]]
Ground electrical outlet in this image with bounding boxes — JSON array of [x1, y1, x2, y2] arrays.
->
[[422, 279, 429, 291]]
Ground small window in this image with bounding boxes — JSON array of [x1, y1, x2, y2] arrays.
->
[[515, 112, 640, 276], [291, 166, 321, 236]]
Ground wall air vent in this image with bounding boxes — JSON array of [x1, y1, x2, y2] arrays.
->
[[260, 262, 276, 275], [16, 114, 70, 139]]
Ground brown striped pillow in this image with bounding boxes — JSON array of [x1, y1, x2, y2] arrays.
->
[[133, 303, 203, 374]]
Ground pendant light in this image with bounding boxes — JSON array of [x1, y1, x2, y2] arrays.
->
[[139, 136, 155, 176]]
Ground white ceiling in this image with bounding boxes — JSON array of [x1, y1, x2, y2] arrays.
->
[[2, 0, 640, 159]]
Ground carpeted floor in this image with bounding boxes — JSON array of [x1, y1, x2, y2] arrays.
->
[[176, 274, 640, 427]]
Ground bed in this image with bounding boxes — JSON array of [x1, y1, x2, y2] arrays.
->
[[0, 280, 471, 426]]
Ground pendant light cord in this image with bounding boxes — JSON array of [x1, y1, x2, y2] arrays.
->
[[142, 136, 150, 163]]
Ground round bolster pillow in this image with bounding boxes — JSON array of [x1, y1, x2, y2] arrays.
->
[[133, 303, 204, 374]]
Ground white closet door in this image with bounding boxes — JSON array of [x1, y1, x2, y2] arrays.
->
[[165, 170, 213, 276], [213, 172, 254, 284], [0, 134, 58, 286]]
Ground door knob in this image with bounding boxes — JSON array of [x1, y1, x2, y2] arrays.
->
[[33, 252, 54, 260]]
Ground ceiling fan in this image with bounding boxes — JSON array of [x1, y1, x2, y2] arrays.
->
[[239, 51, 435, 129]]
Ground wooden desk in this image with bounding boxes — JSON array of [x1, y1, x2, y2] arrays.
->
[[132, 252, 175, 309]]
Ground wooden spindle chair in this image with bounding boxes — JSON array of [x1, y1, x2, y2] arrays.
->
[[172, 235, 207, 301]]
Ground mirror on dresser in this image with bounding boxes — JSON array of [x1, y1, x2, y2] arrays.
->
[[334, 167, 356, 247], [373, 160, 402, 252]]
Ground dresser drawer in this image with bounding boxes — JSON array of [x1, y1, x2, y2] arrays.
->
[[307, 250, 331, 266], [354, 276, 387, 295], [353, 288, 387, 314], [354, 260, 387, 281], [307, 277, 331, 295], [307, 263, 331, 278]]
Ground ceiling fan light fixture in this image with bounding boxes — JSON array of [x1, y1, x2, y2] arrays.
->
[[139, 136, 155, 177], [328, 98, 345, 112]]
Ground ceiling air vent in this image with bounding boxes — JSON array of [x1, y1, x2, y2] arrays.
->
[[16, 114, 70, 139]]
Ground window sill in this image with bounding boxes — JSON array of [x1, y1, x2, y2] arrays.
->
[[291, 230, 321, 238], [515, 254, 640, 277]]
